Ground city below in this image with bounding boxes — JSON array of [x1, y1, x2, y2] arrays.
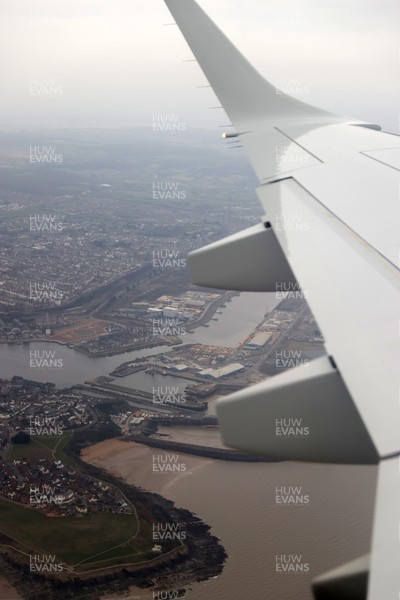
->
[[0, 129, 328, 600]]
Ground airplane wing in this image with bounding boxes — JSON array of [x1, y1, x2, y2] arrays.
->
[[163, 1, 400, 598]]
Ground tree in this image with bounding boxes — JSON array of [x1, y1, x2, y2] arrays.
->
[[11, 431, 31, 445]]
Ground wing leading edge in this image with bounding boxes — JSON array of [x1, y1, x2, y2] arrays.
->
[[165, 0, 340, 127]]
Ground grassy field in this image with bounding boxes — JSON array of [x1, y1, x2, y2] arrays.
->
[[0, 497, 142, 566], [5, 433, 74, 463], [6, 437, 54, 462], [6, 433, 84, 470], [1, 433, 151, 569]]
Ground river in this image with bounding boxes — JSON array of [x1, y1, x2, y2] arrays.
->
[[85, 439, 377, 600], [1, 292, 377, 599], [188, 291, 279, 347], [0, 292, 279, 388]]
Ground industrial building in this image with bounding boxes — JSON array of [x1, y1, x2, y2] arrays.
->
[[200, 363, 244, 380], [245, 331, 272, 349], [171, 363, 189, 371]]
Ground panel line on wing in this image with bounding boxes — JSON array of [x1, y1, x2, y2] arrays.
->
[[360, 150, 400, 173], [271, 176, 400, 275], [258, 178, 400, 457], [274, 127, 325, 164]]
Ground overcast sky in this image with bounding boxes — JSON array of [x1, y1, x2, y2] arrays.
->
[[1, 0, 399, 132]]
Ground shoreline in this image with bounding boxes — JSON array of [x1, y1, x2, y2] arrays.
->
[[0, 338, 177, 356], [0, 289, 248, 360], [83, 438, 378, 600], [0, 291, 238, 358], [82, 438, 215, 505], [0, 576, 21, 600], [0, 435, 226, 599], [124, 434, 282, 462]]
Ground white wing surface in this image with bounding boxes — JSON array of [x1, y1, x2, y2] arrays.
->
[[163, 1, 400, 598]]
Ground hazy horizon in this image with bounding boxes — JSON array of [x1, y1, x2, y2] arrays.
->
[[1, 0, 399, 133]]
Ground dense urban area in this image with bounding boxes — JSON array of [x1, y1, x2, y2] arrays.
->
[[0, 130, 325, 600]]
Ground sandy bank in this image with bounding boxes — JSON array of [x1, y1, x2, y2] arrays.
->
[[81, 438, 213, 498]]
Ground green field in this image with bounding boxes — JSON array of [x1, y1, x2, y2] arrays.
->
[[6, 438, 53, 462], [0, 497, 142, 567], [6, 433, 81, 470], [1, 434, 154, 570]]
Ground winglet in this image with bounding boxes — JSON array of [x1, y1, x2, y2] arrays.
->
[[164, 0, 339, 126]]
